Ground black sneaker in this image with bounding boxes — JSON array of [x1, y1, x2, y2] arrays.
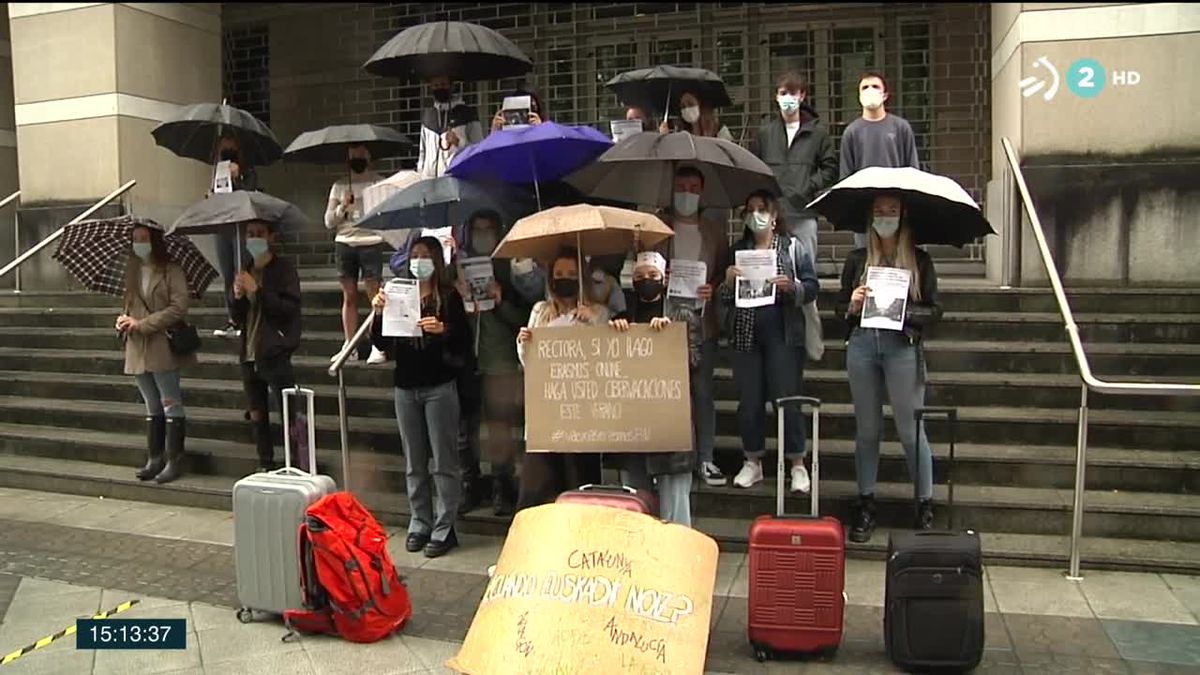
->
[[424, 530, 458, 558], [214, 320, 242, 338], [916, 499, 934, 530], [698, 462, 727, 487], [405, 532, 430, 553], [848, 495, 877, 543]]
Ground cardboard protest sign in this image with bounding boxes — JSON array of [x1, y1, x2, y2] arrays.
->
[[448, 503, 719, 675], [524, 323, 693, 453]]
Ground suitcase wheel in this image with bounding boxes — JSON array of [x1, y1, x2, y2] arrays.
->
[[236, 608, 254, 624], [751, 643, 772, 662]]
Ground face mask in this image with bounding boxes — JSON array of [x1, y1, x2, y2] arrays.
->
[[410, 258, 436, 281], [348, 158, 368, 174], [471, 231, 498, 255], [132, 242, 152, 261], [872, 216, 901, 239], [591, 269, 606, 283], [510, 257, 536, 276], [746, 210, 773, 233], [432, 88, 451, 103], [673, 191, 700, 217], [245, 237, 270, 259], [511, 266, 546, 302], [777, 94, 800, 115], [551, 278, 579, 300], [219, 148, 239, 163], [681, 106, 701, 124], [860, 88, 885, 110], [634, 278, 664, 302]]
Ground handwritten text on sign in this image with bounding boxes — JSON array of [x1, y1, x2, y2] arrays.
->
[[524, 323, 693, 454]]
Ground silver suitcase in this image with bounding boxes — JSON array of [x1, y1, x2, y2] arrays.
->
[[233, 387, 335, 622]]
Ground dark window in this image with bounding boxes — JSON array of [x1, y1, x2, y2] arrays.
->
[[222, 25, 271, 126]]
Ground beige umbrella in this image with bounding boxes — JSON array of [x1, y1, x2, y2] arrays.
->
[[491, 204, 673, 263]]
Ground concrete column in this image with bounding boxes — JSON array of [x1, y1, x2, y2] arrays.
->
[[8, 2, 220, 289], [0, 5, 19, 287], [987, 3, 1200, 287]]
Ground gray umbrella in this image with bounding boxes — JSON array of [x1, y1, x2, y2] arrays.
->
[[168, 191, 310, 236], [151, 102, 282, 167], [363, 21, 532, 82], [565, 131, 780, 209], [606, 65, 733, 118], [283, 124, 411, 164]]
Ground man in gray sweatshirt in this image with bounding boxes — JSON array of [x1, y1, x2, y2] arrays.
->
[[839, 71, 921, 249]]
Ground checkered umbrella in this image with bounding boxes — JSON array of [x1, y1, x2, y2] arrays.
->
[[52, 216, 218, 300]]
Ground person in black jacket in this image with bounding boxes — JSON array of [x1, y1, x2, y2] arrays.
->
[[371, 236, 471, 559], [750, 71, 838, 268], [232, 219, 302, 473], [838, 192, 943, 543]]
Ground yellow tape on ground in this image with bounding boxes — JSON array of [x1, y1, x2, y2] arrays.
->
[[0, 598, 140, 667]]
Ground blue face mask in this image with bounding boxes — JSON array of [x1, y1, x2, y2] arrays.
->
[[410, 258, 436, 281], [245, 237, 270, 260], [132, 242, 152, 261]]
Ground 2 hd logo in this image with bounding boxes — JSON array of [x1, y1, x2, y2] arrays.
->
[[1020, 56, 1140, 102]]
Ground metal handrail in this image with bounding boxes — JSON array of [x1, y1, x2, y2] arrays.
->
[[0, 180, 137, 283], [326, 309, 376, 492], [1000, 138, 1200, 580]]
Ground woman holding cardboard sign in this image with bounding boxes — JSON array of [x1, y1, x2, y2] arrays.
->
[[515, 246, 609, 510], [370, 236, 472, 559], [838, 193, 942, 544]]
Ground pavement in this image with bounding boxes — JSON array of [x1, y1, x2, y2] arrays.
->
[[0, 488, 1197, 674]]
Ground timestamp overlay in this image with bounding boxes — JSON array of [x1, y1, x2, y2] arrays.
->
[[76, 618, 188, 650]]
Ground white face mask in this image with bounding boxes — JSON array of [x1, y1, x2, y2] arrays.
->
[[777, 94, 800, 115], [673, 191, 700, 217], [860, 88, 885, 110], [872, 215, 900, 239], [681, 105, 701, 124], [746, 211, 773, 233]]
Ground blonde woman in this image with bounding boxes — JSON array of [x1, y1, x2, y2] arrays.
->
[[515, 247, 610, 509], [660, 91, 734, 141], [839, 193, 943, 543]]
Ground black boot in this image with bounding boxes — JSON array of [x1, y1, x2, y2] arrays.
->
[[916, 499, 934, 530], [154, 418, 186, 484], [492, 470, 516, 517], [137, 415, 167, 481], [849, 494, 877, 543], [252, 418, 275, 473]]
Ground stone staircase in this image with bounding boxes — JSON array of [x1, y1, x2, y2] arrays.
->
[[0, 229, 1196, 573]]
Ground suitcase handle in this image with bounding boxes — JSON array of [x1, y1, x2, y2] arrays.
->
[[576, 484, 637, 495], [282, 387, 317, 475], [774, 396, 821, 519], [915, 407, 957, 529]]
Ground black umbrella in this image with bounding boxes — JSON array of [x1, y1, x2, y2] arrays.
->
[[363, 21, 533, 82], [283, 124, 411, 164], [151, 102, 283, 167], [565, 131, 779, 209], [806, 167, 996, 248], [606, 66, 732, 118], [169, 191, 310, 236], [356, 175, 535, 234]]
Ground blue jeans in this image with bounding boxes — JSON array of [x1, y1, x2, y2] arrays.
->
[[134, 370, 185, 418], [732, 306, 806, 461], [394, 381, 461, 542], [846, 328, 933, 500], [619, 463, 694, 528], [215, 229, 238, 319], [693, 339, 717, 464]]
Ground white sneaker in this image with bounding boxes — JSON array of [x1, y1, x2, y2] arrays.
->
[[791, 464, 811, 494], [367, 346, 388, 365], [486, 564, 497, 578], [732, 460, 763, 489], [699, 462, 727, 487]]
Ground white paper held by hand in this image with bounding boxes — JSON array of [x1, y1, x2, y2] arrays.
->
[[735, 249, 777, 309], [668, 259, 707, 300], [861, 266, 911, 331], [461, 256, 496, 312], [382, 278, 421, 337]]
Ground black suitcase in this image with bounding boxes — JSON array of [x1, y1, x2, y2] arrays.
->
[[884, 407, 984, 672]]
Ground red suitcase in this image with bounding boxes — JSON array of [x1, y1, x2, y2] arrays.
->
[[555, 484, 659, 517], [748, 396, 845, 661]]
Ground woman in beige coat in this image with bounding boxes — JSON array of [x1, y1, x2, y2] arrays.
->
[[117, 223, 193, 484]]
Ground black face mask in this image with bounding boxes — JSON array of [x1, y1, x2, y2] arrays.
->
[[219, 148, 239, 162], [551, 278, 579, 300], [348, 158, 368, 174], [634, 279, 664, 303], [432, 88, 452, 103]]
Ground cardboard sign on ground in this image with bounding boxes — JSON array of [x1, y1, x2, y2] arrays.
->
[[448, 503, 720, 675], [523, 322, 693, 454]]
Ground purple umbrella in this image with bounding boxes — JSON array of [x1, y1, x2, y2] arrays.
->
[[446, 121, 613, 208]]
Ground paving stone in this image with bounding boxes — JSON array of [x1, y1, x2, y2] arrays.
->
[[303, 632, 427, 675], [1080, 571, 1197, 625], [1002, 614, 1121, 660], [1102, 619, 1200, 667], [196, 621, 303, 666], [1015, 651, 1132, 674]]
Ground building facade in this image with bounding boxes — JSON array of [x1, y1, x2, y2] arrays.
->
[[1, 3, 1196, 288]]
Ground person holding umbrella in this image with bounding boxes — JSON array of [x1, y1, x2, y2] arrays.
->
[[660, 90, 734, 141], [370, 236, 472, 558], [489, 88, 545, 132], [719, 190, 820, 492], [210, 134, 259, 339], [117, 223, 196, 485], [324, 144, 388, 365], [419, 75, 484, 179]]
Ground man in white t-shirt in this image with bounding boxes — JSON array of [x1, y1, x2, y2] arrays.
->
[[324, 144, 387, 364]]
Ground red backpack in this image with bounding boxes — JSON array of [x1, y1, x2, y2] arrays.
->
[[283, 492, 412, 643]]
